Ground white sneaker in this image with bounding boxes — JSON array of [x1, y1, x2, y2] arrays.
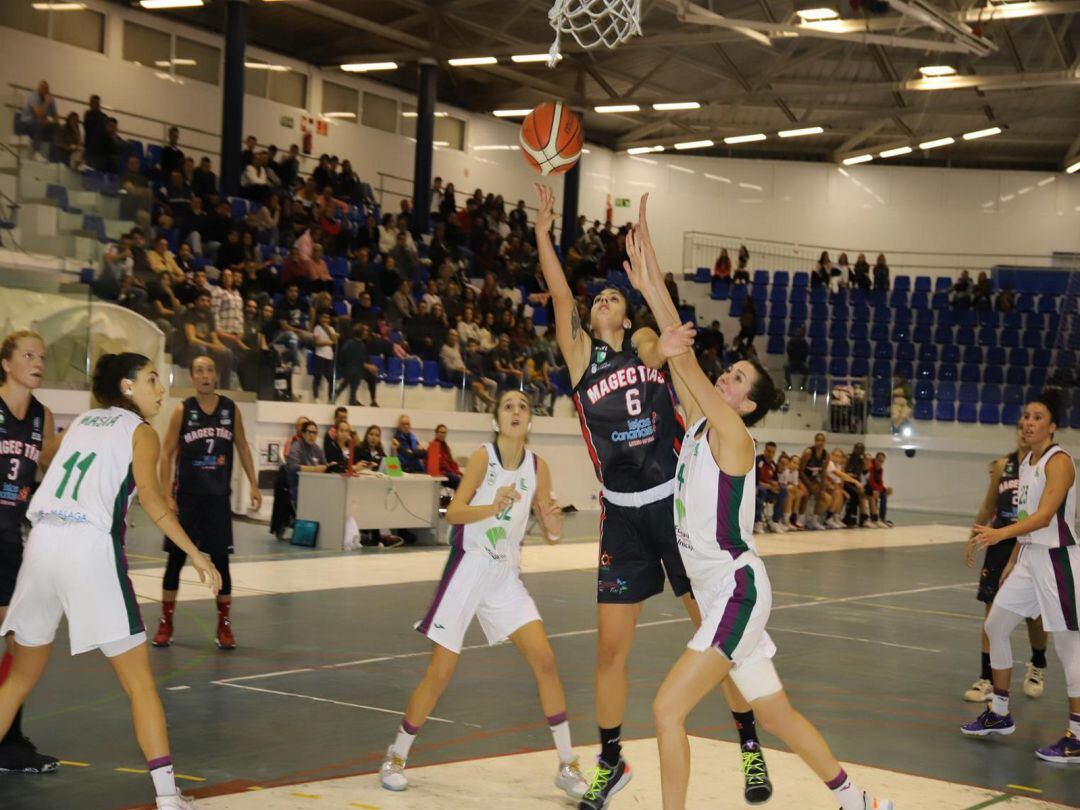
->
[[826, 516, 844, 529], [863, 794, 894, 810], [555, 757, 588, 799], [754, 521, 765, 534], [156, 794, 197, 810], [963, 678, 994, 703], [807, 515, 824, 530], [380, 747, 408, 791], [1023, 663, 1046, 698], [769, 520, 787, 533]]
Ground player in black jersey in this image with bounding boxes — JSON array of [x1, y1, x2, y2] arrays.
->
[[151, 355, 261, 650], [534, 186, 773, 808], [963, 422, 1048, 703], [798, 433, 830, 530], [0, 331, 59, 774]]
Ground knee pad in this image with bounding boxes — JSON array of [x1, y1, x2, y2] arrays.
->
[[985, 605, 1025, 671], [1053, 630, 1080, 698], [730, 657, 783, 704]]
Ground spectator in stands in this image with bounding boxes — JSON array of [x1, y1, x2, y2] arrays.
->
[[972, 272, 992, 311], [440, 183, 459, 222], [211, 268, 245, 354], [778, 455, 806, 530], [842, 443, 870, 527], [426, 424, 462, 490], [175, 242, 196, 275], [18, 80, 59, 161], [833, 253, 850, 295], [286, 420, 328, 502], [161, 126, 184, 179], [128, 227, 154, 287], [311, 309, 338, 402], [54, 112, 84, 170], [336, 324, 379, 406], [388, 231, 422, 280], [950, 269, 973, 310], [95, 233, 133, 300], [241, 135, 257, 167], [392, 414, 426, 473], [276, 144, 300, 190], [309, 243, 333, 294], [995, 282, 1015, 313], [699, 346, 723, 384], [355, 425, 386, 472], [180, 290, 235, 387], [754, 441, 787, 534], [217, 229, 247, 273], [83, 95, 107, 167], [173, 266, 204, 307], [239, 259, 275, 307], [250, 193, 280, 247], [732, 260, 751, 285], [272, 282, 312, 366], [873, 253, 890, 291], [192, 156, 217, 202], [890, 382, 913, 436], [487, 333, 522, 390], [386, 278, 417, 330], [242, 151, 271, 203], [812, 251, 832, 288], [146, 274, 180, 342], [851, 253, 871, 291], [785, 325, 809, 390], [148, 235, 184, 282], [733, 296, 757, 352], [737, 244, 750, 271], [377, 213, 398, 255], [237, 297, 270, 391], [349, 291, 379, 330], [120, 154, 152, 223]]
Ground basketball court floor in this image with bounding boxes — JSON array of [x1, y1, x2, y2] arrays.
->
[[0, 510, 1076, 810]]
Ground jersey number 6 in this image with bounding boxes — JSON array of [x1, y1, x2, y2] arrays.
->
[[626, 388, 641, 416]]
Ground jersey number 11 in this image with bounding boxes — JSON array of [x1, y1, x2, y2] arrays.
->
[[55, 451, 97, 501]]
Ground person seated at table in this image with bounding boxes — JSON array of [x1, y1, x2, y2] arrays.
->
[[426, 423, 463, 490], [392, 413, 427, 473], [354, 424, 406, 548], [286, 420, 328, 503], [326, 419, 361, 471]]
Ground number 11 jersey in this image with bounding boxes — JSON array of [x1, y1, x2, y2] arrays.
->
[[29, 407, 145, 534]]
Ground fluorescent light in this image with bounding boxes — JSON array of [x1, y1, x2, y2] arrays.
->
[[492, 109, 531, 117], [1066, 159, 1080, 174], [31, 2, 86, 9], [653, 102, 701, 111], [739, 182, 763, 191], [962, 126, 1002, 140], [1037, 177, 1056, 187], [627, 146, 663, 155], [919, 137, 955, 150], [795, 7, 839, 21], [596, 104, 640, 113], [511, 53, 559, 63], [879, 146, 913, 158], [322, 112, 356, 119], [448, 56, 498, 66], [670, 165, 695, 174], [1018, 186, 1033, 195], [245, 62, 288, 71], [139, 0, 204, 7], [401, 111, 448, 118], [842, 154, 873, 165], [340, 62, 398, 72], [919, 65, 957, 77], [724, 133, 766, 144], [674, 139, 714, 150], [704, 173, 731, 183], [433, 141, 450, 147], [778, 126, 823, 138]]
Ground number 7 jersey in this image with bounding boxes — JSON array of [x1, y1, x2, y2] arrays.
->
[[28, 407, 145, 534]]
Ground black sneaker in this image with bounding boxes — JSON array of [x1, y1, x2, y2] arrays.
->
[[741, 740, 772, 804], [0, 736, 59, 773], [578, 757, 632, 809]]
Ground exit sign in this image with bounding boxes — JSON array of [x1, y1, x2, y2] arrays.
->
[[280, 115, 294, 128], [614, 197, 631, 207]]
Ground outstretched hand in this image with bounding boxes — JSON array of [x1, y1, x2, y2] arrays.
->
[[623, 227, 652, 292], [658, 321, 696, 360], [534, 184, 556, 236]]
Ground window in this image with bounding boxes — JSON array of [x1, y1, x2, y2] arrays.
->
[[175, 36, 220, 86], [269, 70, 307, 108], [436, 116, 466, 151], [0, 0, 104, 53], [400, 102, 417, 139], [362, 91, 398, 134], [322, 81, 358, 121], [244, 60, 270, 98], [123, 21, 171, 69]]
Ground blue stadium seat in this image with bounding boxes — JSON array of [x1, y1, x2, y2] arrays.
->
[[896, 342, 915, 362], [1037, 294, 1059, 314], [933, 326, 954, 345], [958, 382, 980, 403], [790, 300, 808, 321], [914, 401, 934, 420], [891, 324, 911, 342], [829, 358, 849, 377], [852, 302, 870, 322], [873, 307, 891, 324], [810, 337, 829, 357], [939, 363, 958, 381], [932, 292, 949, 309], [998, 331, 1020, 354], [808, 375, 829, 395], [789, 286, 808, 304], [788, 320, 806, 337], [1007, 347, 1029, 367], [1024, 312, 1045, 331], [1022, 329, 1043, 349], [889, 290, 909, 308], [1029, 372, 1048, 392], [894, 307, 912, 326], [768, 319, 786, 336], [962, 346, 984, 365], [329, 256, 349, 278], [915, 381, 934, 401], [978, 311, 1000, 329], [982, 384, 1002, 405], [960, 365, 981, 383], [1031, 352, 1050, 370], [871, 378, 891, 399], [1071, 408, 1080, 430], [871, 400, 889, 418], [1001, 404, 1021, 424], [809, 321, 827, 339], [983, 366, 1003, 385], [850, 322, 869, 341], [957, 403, 977, 423], [774, 271, 790, 287], [729, 298, 744, 317], [936, 401, 956, 421], [935, 276, 952, 292], [870, 323, 889, 342], [533, 307, 549, 326], [938, 381, 957, 402], [809, 357, 827, 376], [404, 358, 423, 386], [385, 357, 403, 384], [792, 271, 809, 288], [422, 360, 440, 388], [752, 285, 768, 303], [913, 325, 931, 344], [914, 276, 932, 293], [941, 344, 960, 363], [915, 308, 934, 327], [979, 404, 1001, 424], [871, 360, 892, 380], [874, 342, 892, 360], [1003, 385, 1024, 405], [1002, 311, 1023, 329], [811, 303, 829, 321], [850, 358, 869, 378], [810, 287, 827, 304], [766, 335, 786, 354], [852, 340, 871, 359], [831, 339, 850, 358], [753, 270, 770, 286], [1015, 295, 1035, 313], [869, 289, 887, 307], [937, 309, 957, 328], [916, 362, 936, 380], [370, 356, 386, 380], [770, 286, 787, 303], [831, 304, 849, 322], [694, 267, 710, 283], [910, 291, 929, 310], [894, 360, 914, 380], [917, 344, 938, 363], [828, 321, 848, 340], [986, 346, 1006, 366], [955, 326, 975, 346], [144, 143, 163, 174], [711, 279, 730, 300], [894, 276, 911, 292], [228, 196, 248, 220], [959, 310, 978, 327], [978, 326, 996, 346]]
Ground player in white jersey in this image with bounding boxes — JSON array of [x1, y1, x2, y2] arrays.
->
[[625, 197, 894, 810], [966, 389, 1080, 764], [0, 353, 221, 810], [379, 389, 588, 799]]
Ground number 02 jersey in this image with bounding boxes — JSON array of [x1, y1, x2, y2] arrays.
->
[[28, 407, 144, 535], [175, 396, 235, 499], [572, 337, 682, 493]]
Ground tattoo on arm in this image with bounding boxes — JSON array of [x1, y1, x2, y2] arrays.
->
[[570, 307, 581, 340]]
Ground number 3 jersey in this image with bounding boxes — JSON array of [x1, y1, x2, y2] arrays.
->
[[175, 396, 235, 499], [0, 395, 45, 533], [572, 337, 682, 493], [449, 443, 537, 570], [28, 407, 144, 534]]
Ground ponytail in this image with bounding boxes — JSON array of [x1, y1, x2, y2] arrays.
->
[[92, 352, 150, 416], [744, 359, 785, 427]]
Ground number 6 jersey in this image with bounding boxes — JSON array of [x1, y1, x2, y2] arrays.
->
[[28, 407, 144, 534]]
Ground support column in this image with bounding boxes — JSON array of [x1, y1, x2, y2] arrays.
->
[[411, 58, 438, 237], [219, 0, 248, 197], [559, 158, 581, 258]]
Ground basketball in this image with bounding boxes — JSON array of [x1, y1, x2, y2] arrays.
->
[[519, 101, 583, 176]]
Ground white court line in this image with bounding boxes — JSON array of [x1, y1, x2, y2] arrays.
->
[[216, 668, 316, 684], [767, 626, 941, 653]]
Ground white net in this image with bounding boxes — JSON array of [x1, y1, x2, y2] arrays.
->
[[548, 0, 643, 66]]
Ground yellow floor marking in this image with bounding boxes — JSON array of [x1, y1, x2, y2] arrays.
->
[[176, 773, 206, 782], [349, 804, 381, 809], [290, 793, 323, 800], [1007, 785, 1042, 794], [58, 760, 90, 767], [115, 767, 148, 774], [245, 786, 263, 791]]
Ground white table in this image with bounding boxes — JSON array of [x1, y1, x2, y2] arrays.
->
[[297, 471, 444, 547]]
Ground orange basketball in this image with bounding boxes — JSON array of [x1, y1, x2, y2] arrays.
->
[[519, 101, 583, 176]]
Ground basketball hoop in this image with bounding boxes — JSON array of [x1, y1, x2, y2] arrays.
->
[[547, 0, 643, 66]]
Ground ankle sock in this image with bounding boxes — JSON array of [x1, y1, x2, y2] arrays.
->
[[732, 711, 758, 746], [599, 725, 622, 766], [1069, 713, 1080, 737], [980, 652, 992, 681], [547, 712, 573, 763], [148, 756, 176, 797], [1030, 648, 1047, 669], [991, 688, 1009, 717], [392, 720, 420, 760], [827, 769, 863, 810]]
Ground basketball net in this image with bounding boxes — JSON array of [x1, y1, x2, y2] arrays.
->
[[547, 0, 643, 66]]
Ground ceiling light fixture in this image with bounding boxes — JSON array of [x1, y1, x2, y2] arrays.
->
[[842, 154, 873, 165], [1066, 159, 1080, 174], [670, 165, 695, 174], [596, 104, 641, 113], [492, 109, 532, 117], [919, 136, 955, 149], [139, 0, 204, 8], [245, 62, 288, 71], [511, 53, 559, 63], [778, 126, 824, 138], [448, 56, 498, 66], [918, 65, 957, 77], [674, 139, 714, 150], [962, 126, 1002, 140], [724, 133, 767, 144], [794, 0, 839, 21], [401, 111, 448, 118], [879, 146, 913, 158], [322, 112, 356, 119], [341, 62, 398, 72], [31, 3, 87, 9], [653, 102, 701, 111], [627, 145, 664, 155]]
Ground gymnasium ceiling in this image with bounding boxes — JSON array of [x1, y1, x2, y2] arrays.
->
[[125, 0, 1080, 171]]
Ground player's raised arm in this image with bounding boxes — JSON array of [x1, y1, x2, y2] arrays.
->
[[533, 183, 590, 384]]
